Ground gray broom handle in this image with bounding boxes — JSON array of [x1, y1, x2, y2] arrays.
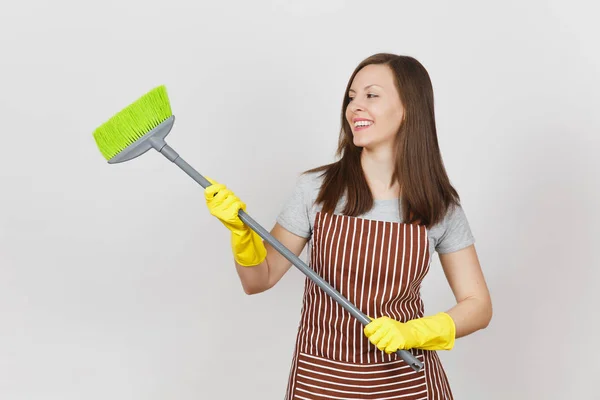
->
[[157, 143, 424, 372]]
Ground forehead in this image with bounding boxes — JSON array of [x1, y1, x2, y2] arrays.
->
[[349, 64, 394, 90]]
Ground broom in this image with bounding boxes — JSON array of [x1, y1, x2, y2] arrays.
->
[[92, 85, 424, 372]]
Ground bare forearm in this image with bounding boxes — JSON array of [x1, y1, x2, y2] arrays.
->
[[234, 257, 270, 295], [446, 296, 492, 338], [229, 225, 307, 296]]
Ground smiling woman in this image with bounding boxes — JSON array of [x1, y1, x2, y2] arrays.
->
[[346, 68, 405, 153], [204, 53, 492, 399]]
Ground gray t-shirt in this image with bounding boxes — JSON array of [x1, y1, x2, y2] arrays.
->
[[276, 171, 475, 262]]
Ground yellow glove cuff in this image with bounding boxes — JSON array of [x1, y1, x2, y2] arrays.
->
[[231, 229, 267, 267], [405, 312, 456, 351]]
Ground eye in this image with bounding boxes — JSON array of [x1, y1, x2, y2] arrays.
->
[[348, 93, 377, 102]]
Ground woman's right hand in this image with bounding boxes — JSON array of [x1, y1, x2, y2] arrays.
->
[[204, 177, 267, 267], [204, 177, 249, 236]]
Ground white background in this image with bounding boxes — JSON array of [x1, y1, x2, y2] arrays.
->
[[1, 1, 598, 399]]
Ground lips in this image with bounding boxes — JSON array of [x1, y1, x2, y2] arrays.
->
[[353, 118, 374, 131]]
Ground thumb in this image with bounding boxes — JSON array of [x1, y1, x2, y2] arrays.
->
[[364, 316, 380, 336]]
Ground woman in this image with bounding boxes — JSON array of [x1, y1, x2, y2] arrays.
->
[[204, 53, 493, 399]]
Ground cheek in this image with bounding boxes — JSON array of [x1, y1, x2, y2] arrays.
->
[[383, 107, 403, 130]]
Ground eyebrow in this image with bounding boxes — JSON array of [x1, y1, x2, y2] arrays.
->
[[348, 84, 382, 93]]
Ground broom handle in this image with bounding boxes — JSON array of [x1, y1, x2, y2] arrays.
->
[[156, 142, 424, 372]]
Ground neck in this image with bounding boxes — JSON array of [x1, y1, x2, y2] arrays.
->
[[360, 146, 399, 199]]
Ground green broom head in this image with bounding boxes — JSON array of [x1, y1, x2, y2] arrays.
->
[[93, 85, 173, 161]]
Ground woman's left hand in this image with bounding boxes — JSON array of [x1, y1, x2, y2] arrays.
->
[[364, 312, 456, 353]]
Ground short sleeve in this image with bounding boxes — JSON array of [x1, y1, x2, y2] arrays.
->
[[435, 203, 475, 254], [275, 174, 312, 238]]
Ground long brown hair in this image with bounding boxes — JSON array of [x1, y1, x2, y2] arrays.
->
[[304, 53, 460, 227]]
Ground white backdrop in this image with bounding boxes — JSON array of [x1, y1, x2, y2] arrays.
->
[[1, 1, 598, 399]]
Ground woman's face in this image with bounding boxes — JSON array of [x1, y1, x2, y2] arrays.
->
[[345, 64, 404, 151]]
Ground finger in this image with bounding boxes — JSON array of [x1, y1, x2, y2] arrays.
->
[[205, 183, 226, 199], [376, 332, 393, 352], [385, 336, 405, 353], [211, 187, 232, 204], [233, 199, 246, 213], [219, 194, 237, 208], [364, 317, 383, 337], [367, 324, 390, 347], [383, 336, 399, 353], [219, 196, 244, 217]]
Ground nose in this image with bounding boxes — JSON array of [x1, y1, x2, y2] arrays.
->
[[348, 99, 365, 113]]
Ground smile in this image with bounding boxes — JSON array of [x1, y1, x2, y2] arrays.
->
[[354, 121, 373, 131]]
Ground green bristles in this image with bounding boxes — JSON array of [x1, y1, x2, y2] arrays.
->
[[93, 85, 173, 161]]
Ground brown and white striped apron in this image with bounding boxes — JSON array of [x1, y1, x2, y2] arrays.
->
[[285, 211, 453, 399]]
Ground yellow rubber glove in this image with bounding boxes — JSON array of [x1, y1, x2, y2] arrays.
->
[[364, 312, 456, 353], [204, 177, 267, 267]]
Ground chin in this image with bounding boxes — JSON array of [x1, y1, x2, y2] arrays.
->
[[352, 134, 368, 148], [353, 134, 394, 151], [353, 136, 374, 149], [353, 139, 367, 148]]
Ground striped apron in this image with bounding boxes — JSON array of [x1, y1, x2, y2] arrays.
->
[[285, 211, 453, 399]]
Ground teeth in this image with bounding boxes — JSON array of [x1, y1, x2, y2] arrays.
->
[[355, 120, 373, 127]]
